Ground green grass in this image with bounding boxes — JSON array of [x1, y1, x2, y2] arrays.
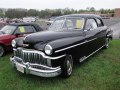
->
[[0, 40, 120, 90]]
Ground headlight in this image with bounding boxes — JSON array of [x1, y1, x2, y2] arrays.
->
[[11, 40, 16, 47], [45, 44, 53, 55]]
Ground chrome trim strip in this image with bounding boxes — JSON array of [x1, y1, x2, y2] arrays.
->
[[13, 48, 65, 60], [13, 56, 60, 70], [107, 34, 112, 37], [22, 50, 65, 60], [10, 57, 61, 77], [29, 67, 61, 73], [80, 45, 105, 62], [13, 48, 17, 51], [55, 38, 97, 53]]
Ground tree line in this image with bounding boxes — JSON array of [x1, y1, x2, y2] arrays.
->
[[0, 7, 115, 19]]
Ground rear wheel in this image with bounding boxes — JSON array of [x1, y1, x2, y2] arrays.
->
[[61, 55, 73, 78], [0, 45, 5, 57], [104, 38, 109, 49]]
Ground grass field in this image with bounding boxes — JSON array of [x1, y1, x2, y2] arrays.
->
[[0, 40, 120, 90]]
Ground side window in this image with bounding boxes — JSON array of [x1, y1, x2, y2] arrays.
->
[[96, 18, 103, 27], [23, 26, 35, 33], [66, 20, 74, 29], [76, 19, 84, 29], [15, 26, 35, 34], [85, 20, 92, 30], [64, 18, 85, 30], [88, 19, 98, 29], [31, 26, 37, 32]]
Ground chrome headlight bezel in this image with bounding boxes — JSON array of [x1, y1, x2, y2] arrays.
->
[[11, 40, 16, 47], [45, 44, 53, 55]]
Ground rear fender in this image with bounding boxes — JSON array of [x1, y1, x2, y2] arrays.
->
[[106, 29, 113, 40]]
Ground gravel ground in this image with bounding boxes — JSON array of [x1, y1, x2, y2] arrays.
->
[[103, 18, 120, 26], [110, 23, 120, 39], [103, 18, 120, 39]]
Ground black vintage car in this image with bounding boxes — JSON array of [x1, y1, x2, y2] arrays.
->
[[10, 14, 113, 78]]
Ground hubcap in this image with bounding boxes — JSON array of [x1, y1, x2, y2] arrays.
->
[[67, 57, 73, 75], [0, 46, 4, 56]]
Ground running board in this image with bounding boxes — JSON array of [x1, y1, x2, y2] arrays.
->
[[79, 45, 105, 62]]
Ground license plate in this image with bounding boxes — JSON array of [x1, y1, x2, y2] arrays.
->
[[16, 64, 24, 73]]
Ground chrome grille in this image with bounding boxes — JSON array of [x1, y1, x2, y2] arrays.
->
[[14, 48, 47, 65]]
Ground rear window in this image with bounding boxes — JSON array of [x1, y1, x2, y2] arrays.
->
[[88, 19, 98, 29], [96, 18, 103, 27]]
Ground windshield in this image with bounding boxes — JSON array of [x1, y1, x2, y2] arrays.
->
[[49, 17, 85, 31], [0, 25, 17, 34], [0, 23, 5, 29], [49, 17, 65, 30]]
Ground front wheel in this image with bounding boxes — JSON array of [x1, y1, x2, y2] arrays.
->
[[0, 45, 5, 57], [61, 55, 73, 78]]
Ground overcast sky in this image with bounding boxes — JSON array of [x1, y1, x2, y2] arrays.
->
[[0, 0, 119, 10]]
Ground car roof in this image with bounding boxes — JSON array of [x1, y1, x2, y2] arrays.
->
[[8, 23, 37, 26], [8, 23, 43, 31], [56, 14, 101, 19]]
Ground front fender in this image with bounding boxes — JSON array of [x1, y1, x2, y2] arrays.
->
[[0, 41, 4, 45], [48, 36, 85, 55], [14, 37, 24, 47]]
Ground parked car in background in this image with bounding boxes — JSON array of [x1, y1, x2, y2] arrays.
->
[[11, 18, 23, 23], [48, 16, 58, 22], [0, 23, 43, 57], [23, 17, 36, 23], [10, 14, 113, 78]]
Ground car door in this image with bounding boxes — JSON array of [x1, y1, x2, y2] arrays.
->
[[62, 17, 89, 61], [84, 18, 101, 55], [95, 18, 108, 47]]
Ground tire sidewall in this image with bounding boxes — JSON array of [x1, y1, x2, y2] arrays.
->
[[105, 38, 109, 49], [0, 45, 4, 57], [61, 55, 73, 78]]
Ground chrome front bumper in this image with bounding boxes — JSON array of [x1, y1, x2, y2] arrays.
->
[[10, 56, 62, 77]]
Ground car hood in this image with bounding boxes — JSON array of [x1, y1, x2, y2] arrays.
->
[[23, 30, 84, 44], [0, 34, 10, 41]]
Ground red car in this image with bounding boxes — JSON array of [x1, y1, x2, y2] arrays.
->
[[0, 23, 43, 57], [0, 22, 7, 29]]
